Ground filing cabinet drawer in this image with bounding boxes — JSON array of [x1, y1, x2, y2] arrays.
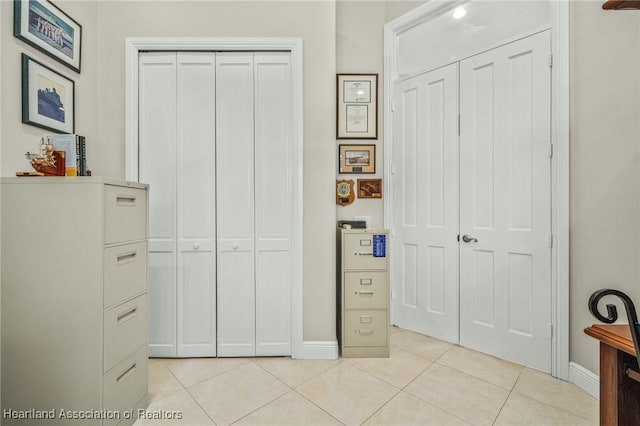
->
[[343, 234, 388, 270], [344, 272, 388, 309], [104, 241, 147, 308], [104, 185, 147, 245], [103, 346, 147, 425], [104, 295, 147, 373], [344, 310, 388, 347]]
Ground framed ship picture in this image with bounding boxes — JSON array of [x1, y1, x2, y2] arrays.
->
[[14, 0, 82, 73], [339, 144, 375, 174], [22, 53, 75, 134]]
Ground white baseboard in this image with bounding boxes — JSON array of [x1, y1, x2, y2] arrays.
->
[[298, 340, 339, 359], [569, 362, 599, 399]]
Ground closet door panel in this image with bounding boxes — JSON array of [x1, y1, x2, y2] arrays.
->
[[139, 52, 177, 357], [254, 52, 292, 355], [216, 53, 256, 357], [148, 252, 176, 356], [176, 53, 217, 357]]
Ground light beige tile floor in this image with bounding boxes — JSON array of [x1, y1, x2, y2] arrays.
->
[[134, 327, 598, 426]]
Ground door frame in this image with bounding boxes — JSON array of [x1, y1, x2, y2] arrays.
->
[[383, 2, 570, 380], [124, 37, 304, 359]]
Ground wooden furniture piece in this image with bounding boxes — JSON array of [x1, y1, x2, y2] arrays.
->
[[585, 324, 640, 426], [602, 1, 640, 10], [1, 177, 149, 425], [337, 227, 389, 357]]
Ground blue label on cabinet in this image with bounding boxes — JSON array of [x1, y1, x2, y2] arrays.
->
[[372, 235, 386, 257]]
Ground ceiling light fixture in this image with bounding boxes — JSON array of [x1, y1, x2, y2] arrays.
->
[[452, 6, 467, 19]]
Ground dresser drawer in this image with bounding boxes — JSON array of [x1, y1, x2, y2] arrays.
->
[[104, 185, 147, 245], [103, 346, 147, 425], [344, 272, 388, 309], [344, 309, 388, 347], [343, 233, 388, 270], [104, 295, 147, 373], [104, 241, 147, 308]]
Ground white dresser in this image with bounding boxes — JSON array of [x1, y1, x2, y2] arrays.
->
[[337, 228, 389, 357], [1, 177, 149, 425]]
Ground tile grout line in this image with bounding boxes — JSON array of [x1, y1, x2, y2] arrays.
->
[[181, 360, 270, 426], [513, 368, 599, 422], [397, 361, 472, 426], [490, 367, 524, 425], [293, 362, 385, 425], [356, 353, 434, 426], [510, 388, 599, 423], [154, 360, 219, 425], [230, 359, 344, 426], [220, 359, 294, 425], [146, 360, 188, 404], [182, 379, 218, 425], [175, 358, 253, 389], [358, 386, 404, 425], [291, 388, 347, 426]]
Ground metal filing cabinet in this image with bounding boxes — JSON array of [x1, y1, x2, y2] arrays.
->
[[1, 177, 149, 425], [337, 227, 389, 357]]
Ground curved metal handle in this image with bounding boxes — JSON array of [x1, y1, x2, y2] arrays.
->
[[462, 234, 478, 243], [589, 289, 640, 368]]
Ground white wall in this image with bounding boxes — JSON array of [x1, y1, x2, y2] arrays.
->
[[570, 2, 640, 374], [336, 1, 386, 229], [335, 0, 422, 229]]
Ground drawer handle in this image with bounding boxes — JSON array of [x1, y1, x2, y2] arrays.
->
[[360, 240, 372, 246], [116, 251, 137, 264], [116, 195, 136, 206], [357, 329, 374, 335], [355, 252, 372, 256], [360, 278, 373, 285], [117, 307, 138, 324], [355, 291, 374, 295], [116, 362, 137, 384]]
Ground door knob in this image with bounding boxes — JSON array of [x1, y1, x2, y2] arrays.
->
[[193, 243, 200, 250], [232, 243, 239, 250], [462, 234, 478, 243]]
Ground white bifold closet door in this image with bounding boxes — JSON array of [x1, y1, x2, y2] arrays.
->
[[216, 52, 293, 357], [140, 52, 217, 358], [140, 51, 292, 358]]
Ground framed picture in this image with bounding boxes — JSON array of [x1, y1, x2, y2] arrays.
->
[[14, 0, 82, 73], [337, 74, 377, 139], [358, 178, 383, 199], [22, 53, 75, 134], [339, 144, 375, 174]]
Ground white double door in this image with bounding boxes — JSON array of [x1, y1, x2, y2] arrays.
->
[[391, 31, 552, 371], [140, 51, 293, 358]]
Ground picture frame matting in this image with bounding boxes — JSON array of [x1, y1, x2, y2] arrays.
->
[[22, 53, 75, 134], [336, 73, 378, 139], [339, 144, 375, 174]]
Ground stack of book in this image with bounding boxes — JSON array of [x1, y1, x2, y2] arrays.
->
[[47, 134, 87, 176]]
